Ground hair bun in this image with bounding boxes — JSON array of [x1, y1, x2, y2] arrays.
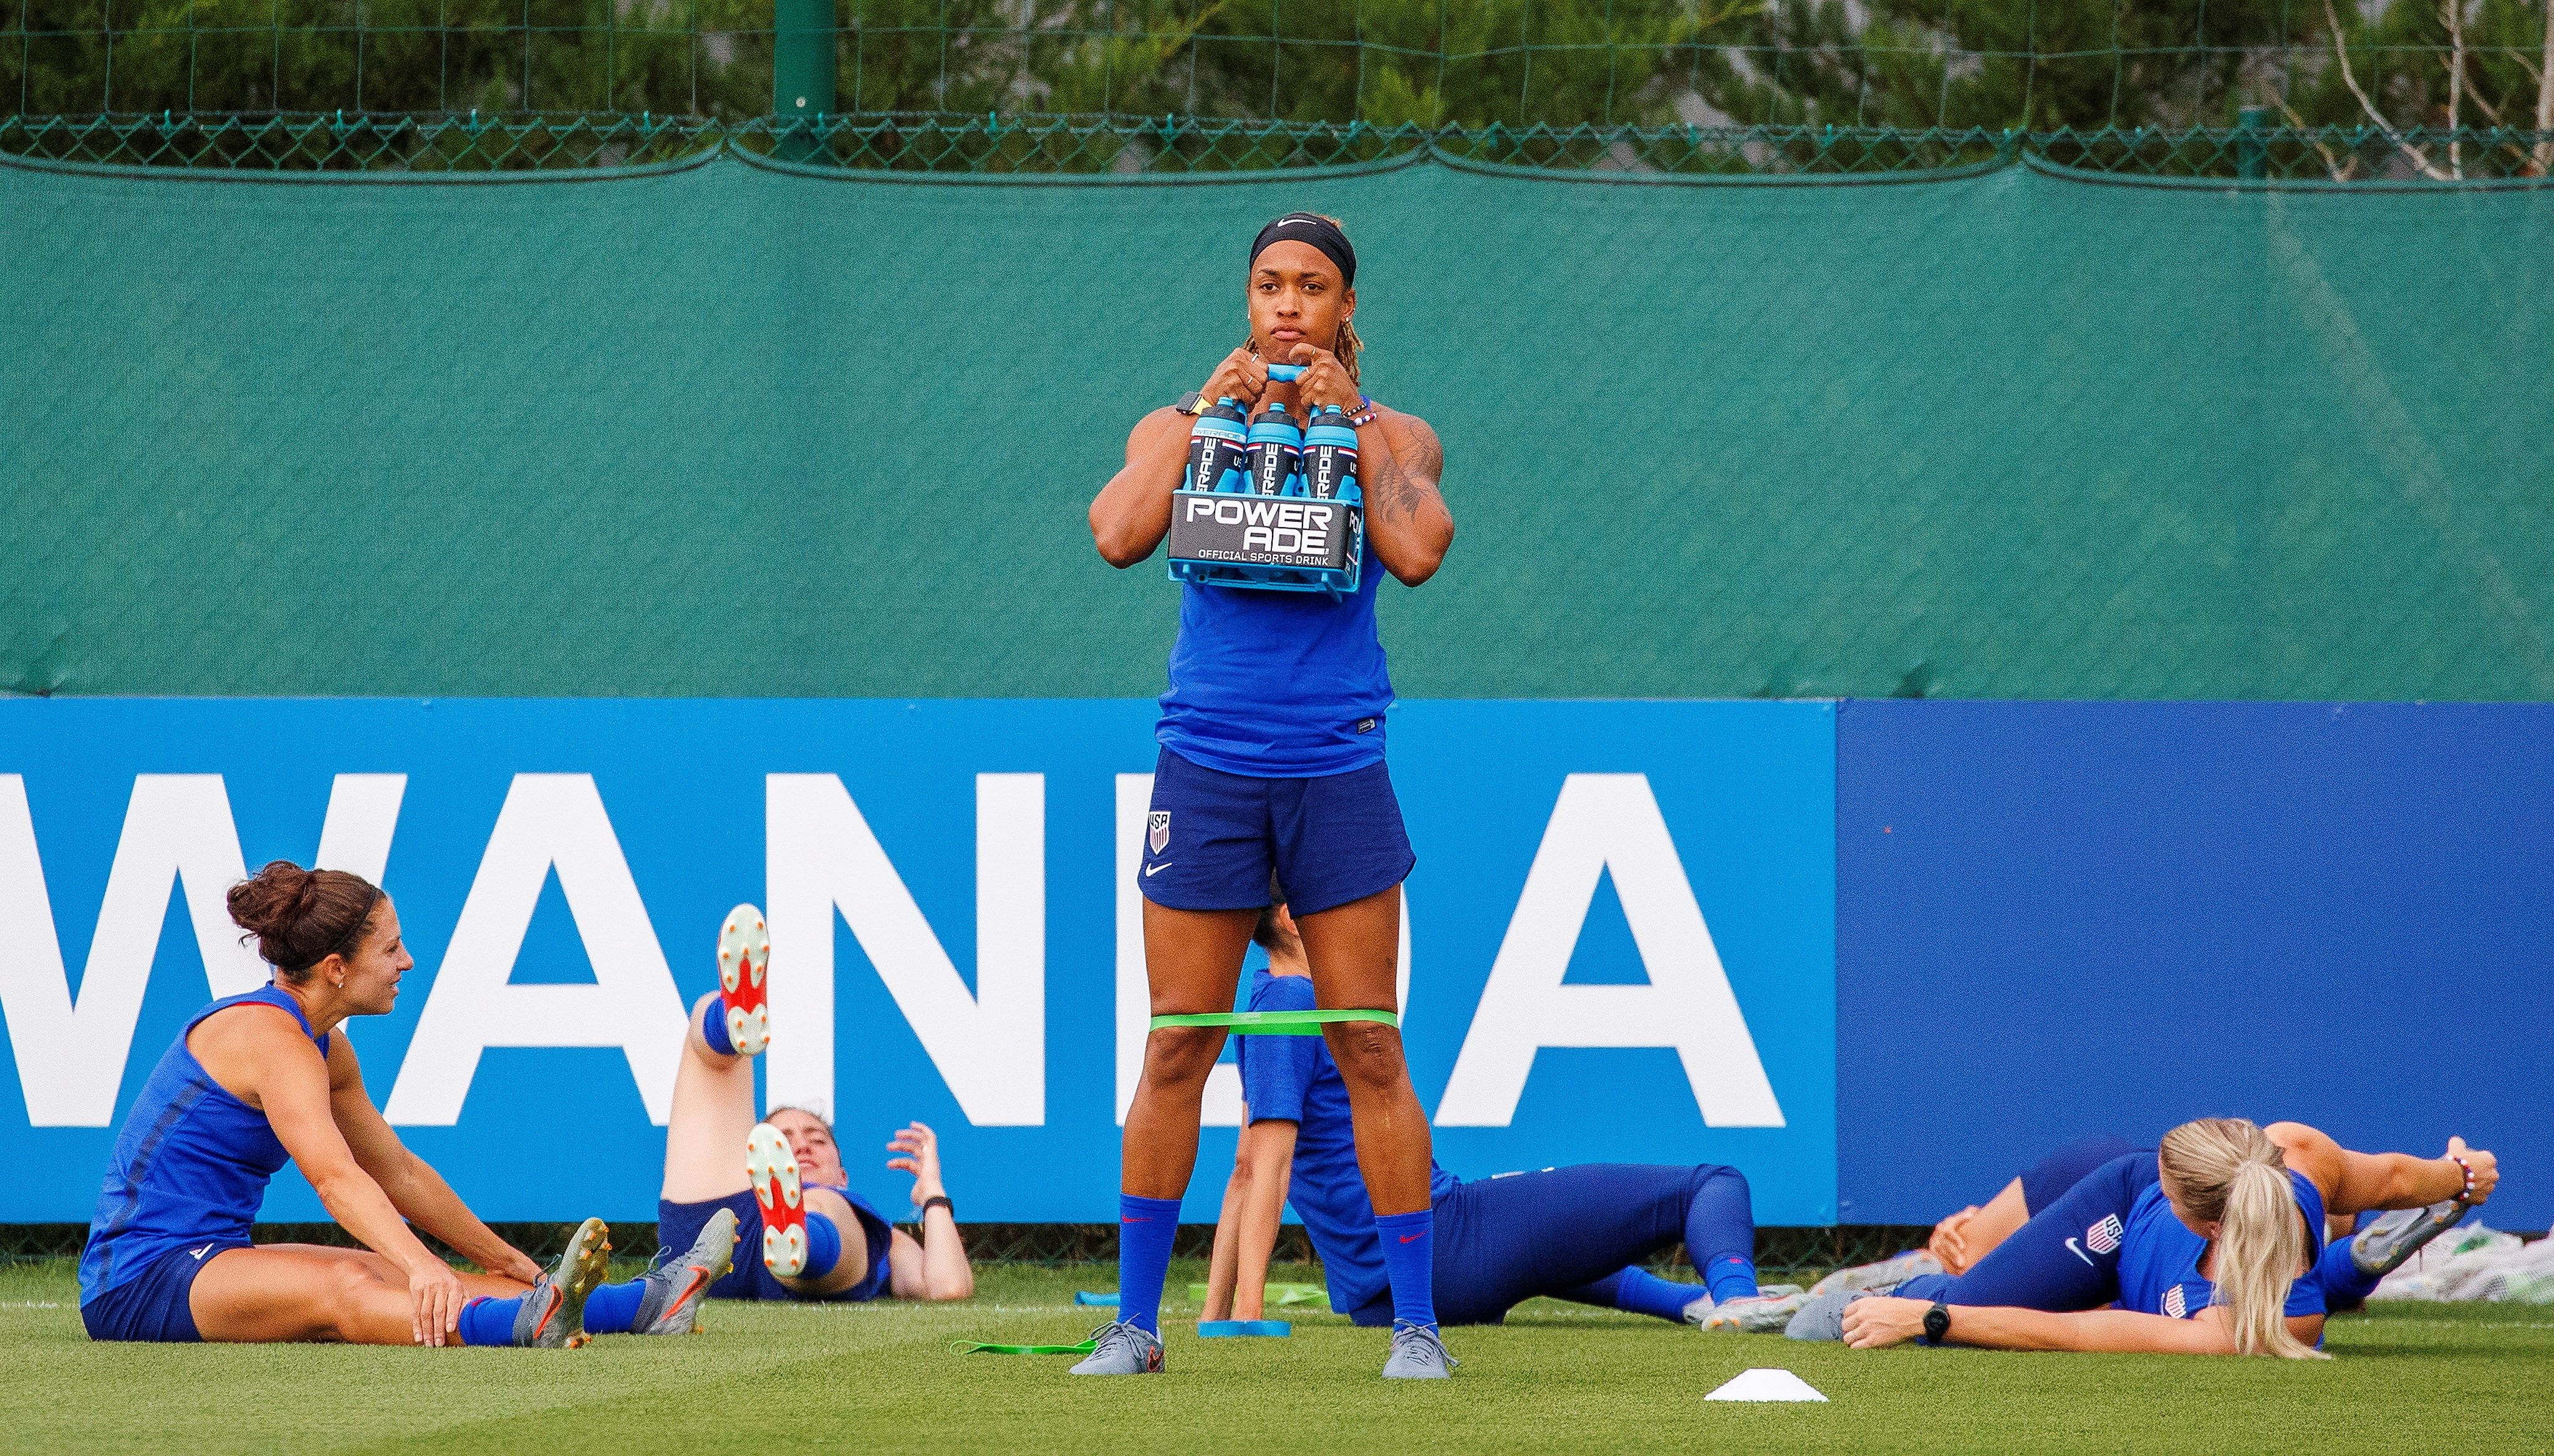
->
[[226, 859, 316, 940], [226, 861, 383, 983]]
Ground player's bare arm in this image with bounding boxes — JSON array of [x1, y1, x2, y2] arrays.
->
[[1280, 342, 1451, 585], [1090, 349, 1271, 567]]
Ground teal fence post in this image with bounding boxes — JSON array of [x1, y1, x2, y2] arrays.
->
[[2236, 106, 2270, 180], [773, 0, 837, 161]]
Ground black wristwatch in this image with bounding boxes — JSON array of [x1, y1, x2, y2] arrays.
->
[[1173, 389, 1205, 415], [1922, 1301, 1952, 1346]]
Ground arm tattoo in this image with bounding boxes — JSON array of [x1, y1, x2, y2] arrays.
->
[[1371, 421, 1446, 524]]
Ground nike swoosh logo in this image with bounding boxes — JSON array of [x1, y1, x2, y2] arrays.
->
[[672, 1269, 709, 1314], [2065, 1237, 2094, 1267], [190, 1245, 213, 1261], [1144, 862, 1172, 876], [1399, 1234, 1423, 1243]]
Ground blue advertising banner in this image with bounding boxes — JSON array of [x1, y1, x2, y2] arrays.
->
[[0, 698, 1838, 1227], [1838, 700, 2554, 1232]]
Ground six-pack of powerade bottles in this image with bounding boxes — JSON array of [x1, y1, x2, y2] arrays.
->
[[1165, 365, 1364, 597]]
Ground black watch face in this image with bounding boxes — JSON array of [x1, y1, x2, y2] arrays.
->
[[1174, 390, 1203, 415]]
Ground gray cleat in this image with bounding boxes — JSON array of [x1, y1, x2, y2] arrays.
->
[[1785, 1283, 1891, 1342], [1809, 1250, 1939, 1298], [1069, 1321, 1165, 1375], [514, 1216, 614, 1348], [1381, 1321, 1457, 1379], [628, 1207, 738, 1336], [2351, 1201, 2469, 1278], [1699, 1288, 1811, 1333]]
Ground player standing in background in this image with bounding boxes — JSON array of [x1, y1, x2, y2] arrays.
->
[[1084, 211, 1457, 1379]]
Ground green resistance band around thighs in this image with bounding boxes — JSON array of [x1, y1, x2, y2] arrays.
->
[[950, 1338, 1099, 1356], [1149, 1009, 1400, 1034]]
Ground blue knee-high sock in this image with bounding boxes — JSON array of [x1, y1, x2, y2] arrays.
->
[[582, 1278, 647, 1335], [2315, 1231, 2383, 1308], [456, 1295, 522, 1347], [1568, 1267, 1705, 1323], [1374, 1208, 1439, 1330], [699, 995, 736, 1056], [1687, 1167, 1761, 1303], [1116, 1193, 1182, 1336], [801, 1212, 843, 1279]]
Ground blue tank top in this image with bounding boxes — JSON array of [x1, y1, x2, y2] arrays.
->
[[1156, 536, 1394, 779], [79, 986, 329, 1304], [2114, 1169, 2329, 1321]]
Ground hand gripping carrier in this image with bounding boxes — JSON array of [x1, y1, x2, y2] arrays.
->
[[1165, 364, 1365, 597]]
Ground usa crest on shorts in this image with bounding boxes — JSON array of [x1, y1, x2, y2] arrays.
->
[[2086, 1213, 2123, 1255], [1148, 811, 1170, 855]]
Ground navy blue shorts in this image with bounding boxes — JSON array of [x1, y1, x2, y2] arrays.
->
[[1139, 746, 1415, 917], [82, 1240, 245, 1342], [660, 1187, 894, 1303]]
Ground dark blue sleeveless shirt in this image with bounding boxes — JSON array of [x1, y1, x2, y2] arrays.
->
[[1157, 536, 1394, 778], [79, 986, 329, 1304], [2114, 1168, 2330, 1321]]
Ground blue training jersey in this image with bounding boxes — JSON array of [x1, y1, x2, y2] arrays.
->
[[1156, 534, 1394, 778], [80, 985, 328, 1304], [2114, 1170, 2329, 1321], [1233, 970, 1457, 1317]]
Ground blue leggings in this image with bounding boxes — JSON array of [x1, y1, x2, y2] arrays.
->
[[1346, 1163, 1755, 1327], [1898, 1152, 2157, 1311], [2020, 1134, 2142, 1215]]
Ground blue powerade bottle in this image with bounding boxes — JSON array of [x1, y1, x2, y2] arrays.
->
[[1245, 401, 1302, 496], [1184, 398, 1249, 494], [1303, 405, 1359, 501]]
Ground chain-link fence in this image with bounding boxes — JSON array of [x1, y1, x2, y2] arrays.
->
[[3, 109, 2548, 176], [0, 1220, 1935, 1280], [7, 0, 2551, 137]]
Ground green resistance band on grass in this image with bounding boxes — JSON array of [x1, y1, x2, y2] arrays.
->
[[1149, 1009, 1399, 1034], [950, 1338, 1099, 1356]]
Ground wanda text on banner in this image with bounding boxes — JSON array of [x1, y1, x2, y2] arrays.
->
[[0, 699, 1836, 1225]]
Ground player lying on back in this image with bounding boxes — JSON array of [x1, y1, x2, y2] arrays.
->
[[1201, 892, 1801, 1333], [1786, 1118, 2499, 1356], [654, 906, 974, 1307], [80, 861, 730, 1348]]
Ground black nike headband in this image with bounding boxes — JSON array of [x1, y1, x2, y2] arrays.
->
[[1249, 213, 1356, 287]]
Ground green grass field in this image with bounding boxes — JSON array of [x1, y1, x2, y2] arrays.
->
[[6, 1259, 2548, 1455]]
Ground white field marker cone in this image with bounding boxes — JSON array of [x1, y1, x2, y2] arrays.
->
[[1705, 1369, 1829, 1402]]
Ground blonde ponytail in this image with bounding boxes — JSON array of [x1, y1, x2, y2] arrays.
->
[[2158, 1119, 2326, 1359]]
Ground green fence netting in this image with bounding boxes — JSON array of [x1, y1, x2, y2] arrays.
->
[[7, 0, 2552, 138], [4, 155, 2550, 701]]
